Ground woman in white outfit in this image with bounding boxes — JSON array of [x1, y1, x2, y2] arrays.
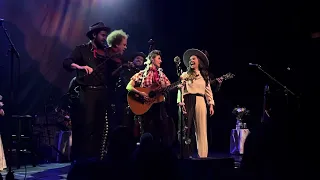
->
[[177, 49, 215, 158], [0, 97, 6, 171]]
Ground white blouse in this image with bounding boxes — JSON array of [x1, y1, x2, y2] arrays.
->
[[177, 72, 214, 105]]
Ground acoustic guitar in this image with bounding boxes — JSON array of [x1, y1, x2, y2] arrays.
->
[[127, 72, 235, 115]]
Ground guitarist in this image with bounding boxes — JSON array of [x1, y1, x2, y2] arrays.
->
[[126, 50, 174, 147], [62, 22, 129, 162]]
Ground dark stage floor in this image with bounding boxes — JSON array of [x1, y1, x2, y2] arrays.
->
[[0, 153, 241, 180]]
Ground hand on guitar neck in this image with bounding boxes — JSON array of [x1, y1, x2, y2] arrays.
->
[[210, 72, 235, 84], [215, 77, 223, 84], [0, 95, 4, 116]]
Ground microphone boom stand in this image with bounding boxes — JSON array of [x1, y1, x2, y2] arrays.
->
[[256, 65, 295, 96], [1, 20, 20, 180], [254, 64, 298, 124]]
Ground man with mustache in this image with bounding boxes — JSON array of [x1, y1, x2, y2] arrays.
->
[[63, 22, 129, 162]]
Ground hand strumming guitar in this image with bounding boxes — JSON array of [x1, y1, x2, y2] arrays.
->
[[139, 91, 150, 101]]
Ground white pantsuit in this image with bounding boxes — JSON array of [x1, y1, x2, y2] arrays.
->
[[177, 72, 214, 158], [0, 135, 6, 171]]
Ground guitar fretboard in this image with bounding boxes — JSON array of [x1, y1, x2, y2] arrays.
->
[[158, 72, 234, 93], [160, 81, 181, 93]]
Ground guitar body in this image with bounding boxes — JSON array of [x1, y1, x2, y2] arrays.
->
[[127, 85, 165, 115]]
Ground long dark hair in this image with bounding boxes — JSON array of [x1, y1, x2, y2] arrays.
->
[[187, 55, 209, 86]]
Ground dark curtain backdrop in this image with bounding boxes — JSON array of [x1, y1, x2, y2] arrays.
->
[[0, 0, 153, 114]]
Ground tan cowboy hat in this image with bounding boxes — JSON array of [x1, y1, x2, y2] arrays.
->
[[86, 22, 111, 40], [183, 48, 209, 68]]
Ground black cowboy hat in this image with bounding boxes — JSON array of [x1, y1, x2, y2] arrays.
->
[[131, 52, 146, 61], [86, 22, 111, 40], [183, 48, 209, 68]]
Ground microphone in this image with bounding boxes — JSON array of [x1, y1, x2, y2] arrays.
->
[[0, 18, 4, 25], [148, 39, 154, 44], [249, 63, 261, 67], [174, 56, 181, 65]]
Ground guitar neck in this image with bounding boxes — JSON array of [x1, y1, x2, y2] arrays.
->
[[210, 79, 217, 85], [209, 72, 235, 85], [162, 81, 180, 93]]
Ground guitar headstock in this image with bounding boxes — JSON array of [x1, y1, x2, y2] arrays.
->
[[221, 72, 235, 80]]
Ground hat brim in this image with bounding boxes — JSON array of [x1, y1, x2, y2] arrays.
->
[[86, 27, 111, 40], [183, 48, 209, 68], [131, 52, 146, 61]]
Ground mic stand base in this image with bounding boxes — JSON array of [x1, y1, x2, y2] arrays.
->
[[6, 171, 14, 180]]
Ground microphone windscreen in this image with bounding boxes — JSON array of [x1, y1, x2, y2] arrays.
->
[[174, 56, 181, 63]]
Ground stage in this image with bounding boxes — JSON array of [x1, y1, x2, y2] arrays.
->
[[0, 153, 241, 179]]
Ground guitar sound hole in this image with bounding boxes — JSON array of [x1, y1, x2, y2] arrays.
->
[[149, 91, 156, 98]]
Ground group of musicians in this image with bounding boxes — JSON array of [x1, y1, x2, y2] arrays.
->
[[63, 22, 224, 162]]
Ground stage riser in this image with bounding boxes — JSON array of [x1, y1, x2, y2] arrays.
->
[[68, 158, 236, 179], [179, 158, 236, 179]]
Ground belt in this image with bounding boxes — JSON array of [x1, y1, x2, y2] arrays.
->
[[184, 93, 204, 98]]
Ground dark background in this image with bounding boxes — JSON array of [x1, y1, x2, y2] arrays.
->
[[0, 0, 317, 152]]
